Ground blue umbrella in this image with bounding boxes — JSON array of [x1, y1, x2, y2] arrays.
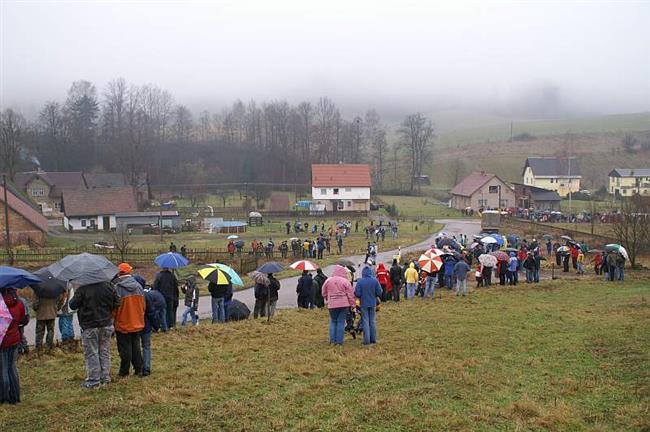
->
[[154, 252, 189, 269], [256, 261, 284, 274], [491, 234, 505, 246], [0, 266, 41, 289]]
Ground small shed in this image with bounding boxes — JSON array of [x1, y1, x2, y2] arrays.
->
[[248, 211, 263, 226]]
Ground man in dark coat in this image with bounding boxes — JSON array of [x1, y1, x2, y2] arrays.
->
[[296, 271, 313, 308], [152, 268, 179, 329], [312, 269, 327, 308], [389, 259, 403, 301]]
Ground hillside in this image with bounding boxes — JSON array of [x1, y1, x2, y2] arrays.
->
[[407, 111, 650, 190]]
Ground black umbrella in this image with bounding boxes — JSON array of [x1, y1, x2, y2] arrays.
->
[[227, 299, 250, 321], [542, 234, 553, 240], [256, 261, 284, 274], [336, 258, 356, 267], [32, 269, 66, 299]]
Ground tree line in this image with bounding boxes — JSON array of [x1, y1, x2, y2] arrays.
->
[[0, 79, 435, 193]]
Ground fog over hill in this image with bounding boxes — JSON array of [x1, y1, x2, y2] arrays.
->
[[2, 1, 649, 120]]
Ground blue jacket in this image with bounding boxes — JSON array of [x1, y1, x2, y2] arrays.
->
[[354, 266, 382, 308], [444, 260, 455, 276], [144, 289, 166, 333]]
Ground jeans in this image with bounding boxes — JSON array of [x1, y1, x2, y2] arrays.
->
[[116, 331, 143, 376], [268, 300, 277, 318], [0, 346, 20, 404], [525, 269, 533, 282], [577, 263, 584, 275], [506, 270, 516, 285], [618, 266, 624, 281], [140, 331, 152, 374], [533, 268, 540, 283], [329, 307, 348, 344], [444, 275, 453, 289], [392, 283, 401, 301], [424, 276, 436, 298], [360, 306, 377, 345], [211, 297, 226, 323], [81, 325, 113, 385], [455, 278, 468, 296], [157, 309, 168, 332], [58, 314, 75, 341], [182, 306, 198, 326], [35, 319, 55, 350], [405, 283, 416, 299]]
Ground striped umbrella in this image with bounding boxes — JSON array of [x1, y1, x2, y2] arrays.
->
[[418, 253, 444, 273], [423, 248, 444, 258], [197, 266, 232, 284], [289, 260, 319, 271], [205, 263, 244, 286]]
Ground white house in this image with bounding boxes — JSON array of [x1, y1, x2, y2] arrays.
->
[[311, 164, 372, 212], [62, 186, 138, 231]]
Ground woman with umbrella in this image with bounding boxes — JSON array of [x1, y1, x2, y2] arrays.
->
[[152, 252, 188, 329], [1, 267, 37, 404], [31, 270, 66, 352]]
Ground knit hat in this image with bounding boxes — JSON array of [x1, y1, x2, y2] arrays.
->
[[118, 262, 133, 275]]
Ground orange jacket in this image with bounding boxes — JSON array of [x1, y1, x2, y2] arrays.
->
[[112, 275, 145, 333]]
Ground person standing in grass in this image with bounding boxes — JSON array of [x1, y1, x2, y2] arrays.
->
[[576, 250, 585, 275], [208, 280, 227, 324], [389, 259, 403, 301], [322, 265, 356, 345], [32, 289, 62, 353], [1, 287, 28, 404], [507, 252, 518, 285], [58, 283, 76, 350], [354, 266, 383, 345], [69, 275, 120, 388], [112, 263, 146, 378], [142, 285, 165, 377], [268, 274, 281, 317], [453, 259, 471, 296], [181, 276, 200, 326], [404, 262, 418, 299], [296, 271, 313, 309], [152, 267, 179, 329]]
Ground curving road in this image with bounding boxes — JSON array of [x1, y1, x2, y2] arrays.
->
[[24, 219, 480, 344]]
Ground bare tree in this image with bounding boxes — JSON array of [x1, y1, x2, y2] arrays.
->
[[112, 225, 131, 263], [0, 109, 26, 180], [363, 109, 387, 190], [398, 113, 435, 193], [611, 195, 649, 267]]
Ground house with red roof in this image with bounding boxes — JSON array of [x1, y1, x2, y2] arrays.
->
[[450, 171, 514, 211], [13, 170, 85, 217], [0, 183, 49, 246], [62, 186, 138, 231], [311, 164, 372, 212]]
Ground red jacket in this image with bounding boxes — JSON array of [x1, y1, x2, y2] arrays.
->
[[1, 291, 27, 349], [376, 263, 392, 293]]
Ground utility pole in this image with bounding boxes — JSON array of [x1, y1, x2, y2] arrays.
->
[[568, 156, 572, 214], [510, 121, 513, 142], [3, 175, 13, 265]]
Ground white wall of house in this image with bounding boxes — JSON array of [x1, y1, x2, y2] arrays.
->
[[312, 186, 370, 200], [64, 215, 116, 231]]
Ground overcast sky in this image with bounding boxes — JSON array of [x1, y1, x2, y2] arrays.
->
[[1, 0, 649, 118]]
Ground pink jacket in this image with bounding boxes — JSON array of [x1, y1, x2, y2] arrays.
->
[[321, 265, 356, 309]]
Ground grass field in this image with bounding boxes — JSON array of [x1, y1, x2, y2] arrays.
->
[[376, 195, 468, 218], [5, 276, 649, 431]]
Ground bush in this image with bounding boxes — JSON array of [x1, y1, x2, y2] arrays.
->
[[386, 203, 399, 217], [512, 132, 536, 141]]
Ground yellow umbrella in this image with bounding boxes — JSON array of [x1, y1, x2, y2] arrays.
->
[[198, 267, 231, 284]]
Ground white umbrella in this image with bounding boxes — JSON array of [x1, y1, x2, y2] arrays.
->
[[619, 246, 629, 261], [227, 235, 239, 240], [481, 236, 497, 244], [478, 254, 497, 267]]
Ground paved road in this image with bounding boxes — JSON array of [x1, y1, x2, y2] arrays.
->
[[24, 219, 480, 344]]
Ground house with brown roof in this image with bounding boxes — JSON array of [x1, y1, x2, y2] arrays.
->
[[13, 170, 85, 217], [311, 164, 371, 212], [450, 171, 515, 211], [1, 182, 49, 246], [62, 186, 138, 231]]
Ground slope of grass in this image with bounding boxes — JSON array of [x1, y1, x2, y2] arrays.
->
[[4, 277, 649, 431]]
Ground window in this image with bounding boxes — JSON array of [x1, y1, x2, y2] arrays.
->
[[31, 187, 45, 197], [500, 199, 509, 207], [478, 199, 488, 207], [320, 188, 326, 195], [81, 219, 87, 227], [333, 188, 339, 195], [338, 201, 344, 210], [345, 188, 351, 192], [488, 186, 499, 194], [347, 201, 352, 207]]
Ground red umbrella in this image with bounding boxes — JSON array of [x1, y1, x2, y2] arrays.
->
[[289, 260, 319, 271], [490, 251, 509, 262], [418, 254, 443, 273]]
